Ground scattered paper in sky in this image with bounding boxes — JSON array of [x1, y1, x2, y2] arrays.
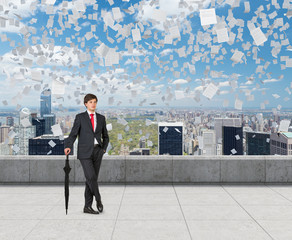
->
[[51, 124, 63, 136], [48, 140, 56, 148], [202, 83, 218, 100], [132, 28, 141, 42], [278, 120, 290, 132], [250, 27, 267, 46], [106, 123, 112, 131], [199, 8, 217, 26], [216, 28, 229, 43]]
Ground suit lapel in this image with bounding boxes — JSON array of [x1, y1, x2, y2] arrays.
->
[[84, 111, 94, 133]]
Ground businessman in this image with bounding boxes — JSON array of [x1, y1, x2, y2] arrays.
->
[[64, 93, 109, 214]]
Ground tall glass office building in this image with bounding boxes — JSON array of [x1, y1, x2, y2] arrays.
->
[[40, 89, 51, 117], [223, 126, 243, 155], [246, 132, 270, 155], [158, 122, 183, 155]]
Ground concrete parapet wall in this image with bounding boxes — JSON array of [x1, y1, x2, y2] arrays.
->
[[0, 155, 291, 183]]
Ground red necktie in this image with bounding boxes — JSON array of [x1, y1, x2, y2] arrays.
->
[[90, 113, 94, 131]]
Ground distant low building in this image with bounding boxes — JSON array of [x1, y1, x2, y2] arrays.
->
[[129, 148, 150, 155], [270, 132, 292, 155], [29, 135, 71, 155]]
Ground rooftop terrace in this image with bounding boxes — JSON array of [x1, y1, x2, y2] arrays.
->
[[0, 184, 291, 240]]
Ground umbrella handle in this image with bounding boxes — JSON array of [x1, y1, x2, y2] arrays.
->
[[66, 154, 69, 161]]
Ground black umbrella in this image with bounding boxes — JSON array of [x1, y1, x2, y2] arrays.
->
[[63, 154, 71, 215]]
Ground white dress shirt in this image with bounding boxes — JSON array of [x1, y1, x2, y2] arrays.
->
[[87, 110, 98, 145]]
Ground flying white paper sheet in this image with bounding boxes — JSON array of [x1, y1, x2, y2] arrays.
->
[[244, 2, 250, 13], [112, 7, 123, 20], [12, 144, 20, 153], [147, 140, 153, 147], [278, 120, 290, 132], [203, 83, 218, 99], [235, 98, 243, 110], [231, 148, 237, 154], [20, 118, 31, 127], [118, 133, 122, 140], [31, 71, 42, 82], [51, 124, 63, 136], [199, 8, 217, 26], [145, 119, 152, 126], [52, 79, 65, 95], [231, 50, 244, 63], [48, 140, 56, 148], [216, 28, 229, 43], [8, 130, 16, 139], [169, 26, 181, 39], [132, 28, 141, 42], [106, 123, 112, 131], [117, 118, 128, 125], [250, 27, 267, 46]]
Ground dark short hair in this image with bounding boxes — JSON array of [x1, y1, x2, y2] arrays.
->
[[84, 94, 98, 105]]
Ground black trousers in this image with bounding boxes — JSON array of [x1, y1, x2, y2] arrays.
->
[[79, 144, 104, 207]]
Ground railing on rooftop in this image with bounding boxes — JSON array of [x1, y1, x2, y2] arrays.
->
[[0, 155, 291, 184]]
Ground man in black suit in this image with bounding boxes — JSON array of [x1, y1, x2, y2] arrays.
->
[[64, 93, 109, 214]]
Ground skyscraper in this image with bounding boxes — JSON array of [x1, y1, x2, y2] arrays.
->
[[214, 118, 242, 155], [214, 118, 242, 144], [200, 130, 216, 155], [6, 116, 14, 126], [32, 117, 46, 137], [158, 122, 183, 155], [40, 89, 51, 117], [43, 113, 56, 134], [246, 132, 270, 155], [223, 126, 243, 155]]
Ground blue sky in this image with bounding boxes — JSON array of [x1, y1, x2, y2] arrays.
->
[[0, 0, 291, 110]]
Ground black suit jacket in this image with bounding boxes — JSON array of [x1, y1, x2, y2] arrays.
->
[[64, 111, 109, 159]]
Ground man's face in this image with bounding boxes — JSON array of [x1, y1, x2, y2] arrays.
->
[[85, 99, 97, 112]]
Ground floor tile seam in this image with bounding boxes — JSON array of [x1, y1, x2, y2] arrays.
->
[[22, 205, 56, 240], [265, 184, 292, 204], [173, 184, 193, 240], [0, 218, 116, 221], [221, 185, 275, 240], [110, 184, 126, 240]]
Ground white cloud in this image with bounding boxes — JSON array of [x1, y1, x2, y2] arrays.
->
[[172, 79, 188, 85], [262, 78, 281, 83], [124, 58, 139, 65], [194, 85, 204, 92], [0, 44, 81, 69], [81, 21, 91, 27], [159, 49, 173, 56], [219, 90, 229, 95], [122, 48, 150, 57], [218, 81, 230, 87]]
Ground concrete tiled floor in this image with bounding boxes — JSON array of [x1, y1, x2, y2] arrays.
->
[[0, 184, 292, 240]]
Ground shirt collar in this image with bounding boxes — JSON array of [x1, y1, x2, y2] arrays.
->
[[87, 110, 95, 116]]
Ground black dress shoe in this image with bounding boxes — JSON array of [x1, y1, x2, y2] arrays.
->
[[96, 200, 103, 213], [83, 206, 99, 214]]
